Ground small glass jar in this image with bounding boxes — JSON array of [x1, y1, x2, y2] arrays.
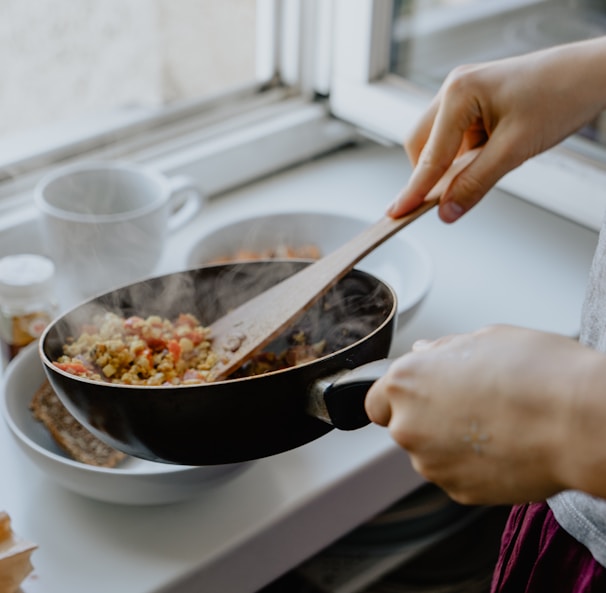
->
[[0, 254, 58, 365]]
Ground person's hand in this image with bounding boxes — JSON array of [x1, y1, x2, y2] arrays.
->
[[390, 37, 606, 223], [365, 325, 606, 505]]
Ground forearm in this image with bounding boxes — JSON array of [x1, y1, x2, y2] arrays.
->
[[535, 36, 606, 140]]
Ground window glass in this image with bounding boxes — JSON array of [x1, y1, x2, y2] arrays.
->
[[0, 0, 257, 139], [390, 0, 606, 146]]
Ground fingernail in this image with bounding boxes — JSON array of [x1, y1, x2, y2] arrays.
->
[[441, 201, 465, 223]]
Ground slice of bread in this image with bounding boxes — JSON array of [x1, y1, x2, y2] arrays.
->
[[29, 380, 127, 468], [0, 511, 37, 593]]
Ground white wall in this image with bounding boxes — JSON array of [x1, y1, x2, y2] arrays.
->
[[0, 0, 256, 136]]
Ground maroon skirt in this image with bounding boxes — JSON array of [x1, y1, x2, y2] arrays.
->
[[491, 502, 606, 592]]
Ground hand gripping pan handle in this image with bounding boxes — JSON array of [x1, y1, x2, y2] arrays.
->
[[307, 359, 394, 430]]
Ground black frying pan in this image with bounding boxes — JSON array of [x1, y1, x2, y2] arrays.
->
[[39, 261, 396, 465]]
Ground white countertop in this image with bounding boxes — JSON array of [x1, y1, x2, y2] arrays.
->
[[0, 142, 599, 593]]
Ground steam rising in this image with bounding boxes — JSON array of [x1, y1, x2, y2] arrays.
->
[[43, 261, 394, 370]]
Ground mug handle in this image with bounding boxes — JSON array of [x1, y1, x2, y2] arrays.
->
[[166, 175, 206, 232]]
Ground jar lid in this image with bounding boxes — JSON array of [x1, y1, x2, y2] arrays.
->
[[0, 254, 55, 303]]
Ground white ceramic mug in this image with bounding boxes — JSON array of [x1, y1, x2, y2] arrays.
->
[[34, 161, 205, 302]]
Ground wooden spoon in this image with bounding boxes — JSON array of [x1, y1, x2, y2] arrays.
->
[[207, 150, 478, 381]]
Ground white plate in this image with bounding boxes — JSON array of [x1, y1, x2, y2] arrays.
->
[[1, 343, 252, 505], [186, 211, 433, 327]]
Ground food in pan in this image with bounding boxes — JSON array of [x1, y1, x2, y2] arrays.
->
[[51, 311, 328, 386], [231, 329, 326, 378], [54, 312, 218, 386], [29, 379, 126, 467], [0, 511, 37, 593]]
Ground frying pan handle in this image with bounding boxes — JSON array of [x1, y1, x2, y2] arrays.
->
[[307, 358, 394, 431]]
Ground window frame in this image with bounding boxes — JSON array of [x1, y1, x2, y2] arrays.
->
[[0, 0, 282, 175], [328, 0, 606, 232], [0, 0, 357, 224]]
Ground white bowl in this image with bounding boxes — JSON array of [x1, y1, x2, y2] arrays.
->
[[1, 343, 252, 505], [186, 211, 433, 327]]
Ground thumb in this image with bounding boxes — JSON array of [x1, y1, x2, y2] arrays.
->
[[437, 135, 526, 223]]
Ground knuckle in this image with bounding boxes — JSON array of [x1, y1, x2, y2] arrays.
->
[[443, 64, 481, 95], [390, 423, 417, 451], [417, 146, 451, 179]]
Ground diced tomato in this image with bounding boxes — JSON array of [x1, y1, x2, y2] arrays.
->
[[145, 337, 166, 351], [167, 339, 181, 362], [176, 313, 197, 327], [123, 316, 144, 335], [54, 361, 89, 375]]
